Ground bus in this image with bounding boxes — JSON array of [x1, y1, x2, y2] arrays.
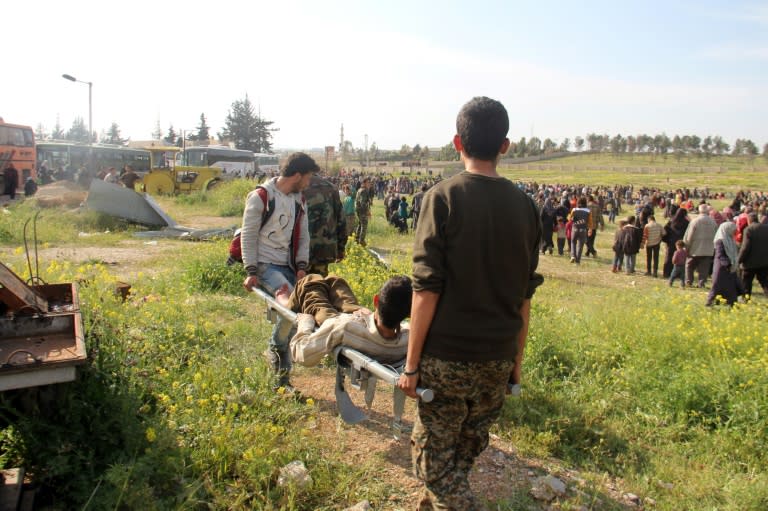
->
[[36, 142, 151, 177], [0, 118, 36, 189], [254, 153, 280, 175], [181, 145, 255, 178]]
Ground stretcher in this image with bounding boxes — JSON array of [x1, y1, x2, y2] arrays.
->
[[251, 287, 434, 435]]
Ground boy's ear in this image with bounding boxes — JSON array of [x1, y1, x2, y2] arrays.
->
[[452, 134, 463, 152], [373, 294, 379, 309]]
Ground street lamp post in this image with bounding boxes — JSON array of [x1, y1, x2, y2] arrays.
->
[[62, 74, 92, 145]]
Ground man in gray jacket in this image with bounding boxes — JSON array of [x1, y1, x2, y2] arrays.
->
[[242, 152, 318, 390], [683, 204, 718, 288]]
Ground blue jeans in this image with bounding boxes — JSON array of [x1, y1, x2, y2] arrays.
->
[[625, 253, 637, 273], [571, 230, 587, 263], [256, 263, 297, 373], [669, 264, 685, 287]]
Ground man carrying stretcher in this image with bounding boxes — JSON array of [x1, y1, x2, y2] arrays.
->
[[273, 274, 412, 367]]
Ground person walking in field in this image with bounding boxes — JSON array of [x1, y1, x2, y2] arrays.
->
[[568, 196, 593, 264], [643, 215, 663, 277], [341, 184, 357, 239], [661, 208, 689, 278], [398, 97, 543, 510], [585, 195, 604, 257], [3, 164, 18, 200], [241, 152, 317, 391], [354, 177, 374, 246], [706, 222, 745, 306], [683, 204, 718, 288], [738, 212, 768, 298], [619, 216, 642, 274]]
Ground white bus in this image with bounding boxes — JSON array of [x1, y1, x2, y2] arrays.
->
[[254, 152, 280, 175], [182, 146, 255, 177]]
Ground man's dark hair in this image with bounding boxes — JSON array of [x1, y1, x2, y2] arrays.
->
[[377, 275, 413, 329], [455, 96, 509, 161], [282, 152, 320, 177], [748, 212, 758, 223], [578, 197, 587, 207]]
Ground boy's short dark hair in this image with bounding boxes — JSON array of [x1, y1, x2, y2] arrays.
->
[[676, 240, 686, 248], [377, 275, 413, 329], [282, 152, 320, 177], [456, 96, 509, 161], [578, 197, 588, 207]]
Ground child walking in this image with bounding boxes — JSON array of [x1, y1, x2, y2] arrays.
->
[[555, 216, 567, 256], [668, 240, 687, 288]]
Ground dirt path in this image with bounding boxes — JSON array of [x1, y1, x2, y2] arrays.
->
[[292, 367, 634, 510]]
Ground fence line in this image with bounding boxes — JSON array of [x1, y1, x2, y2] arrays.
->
[[509, 163, 768, 174]]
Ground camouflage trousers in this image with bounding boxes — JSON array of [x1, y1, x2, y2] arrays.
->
[[412, 354, 514, 511], [288, 274, 361, 326], [355, 214, 369, 246]]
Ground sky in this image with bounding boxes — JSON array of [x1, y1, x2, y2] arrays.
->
[[4, 0, 767, 151]]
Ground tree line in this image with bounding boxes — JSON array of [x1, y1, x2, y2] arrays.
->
[[341, 133, 768, 165], [34, 95, 277, 154]]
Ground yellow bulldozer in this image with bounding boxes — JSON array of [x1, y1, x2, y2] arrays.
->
[[140, 146, 223, 195]]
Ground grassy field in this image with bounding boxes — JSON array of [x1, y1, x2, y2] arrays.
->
[[0, 179, 767, 510], [500, 153, 768, 192]]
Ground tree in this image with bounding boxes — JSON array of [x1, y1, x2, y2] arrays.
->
[[35, 123, 47, 141], [104, 122, 127, 145], [195, 113, 210, 144], [731, 139, 744, 156], [65, 117, 90, 143], [152, 119, 163, 141], [412, 144, 422, 158], [586, 133, 600, 151], [626, 135, 637, 156], [527, 137, 542, 156], [517, 137, 527, 157], [559, 138, 570, 152], [763, 143, 768, 162], [574, 136, 584, 152], [701, 136, 713, 160], [341, 140, 354, 160], [744, 139, 759, 164], [164, 125, 177, 145], [51, 117, 65, 140], [421, 145, 430, 160], [542, 138, 557, 154], [369, 142, 379, 162], [712, 136, 729, 157], [220, 95, 275, 153], [672, 135, 684, 163], [399, 144, 412, 159], [439, 142, 459, 161], [610, 134, 625, 158]]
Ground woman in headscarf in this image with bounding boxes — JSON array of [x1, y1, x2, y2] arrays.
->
[[706, 222, 745, 306], [661, 207, 690, 278]]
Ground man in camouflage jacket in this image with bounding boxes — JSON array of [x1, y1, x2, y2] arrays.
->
[[305, 174, 347, 276], [355, 177, 375, 246]]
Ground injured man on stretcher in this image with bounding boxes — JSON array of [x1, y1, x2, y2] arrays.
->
[[274, 274, 412, 367]]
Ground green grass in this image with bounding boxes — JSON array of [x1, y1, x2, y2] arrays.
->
[[500, 153, 768, 191], [1, 184, 768, 509]]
